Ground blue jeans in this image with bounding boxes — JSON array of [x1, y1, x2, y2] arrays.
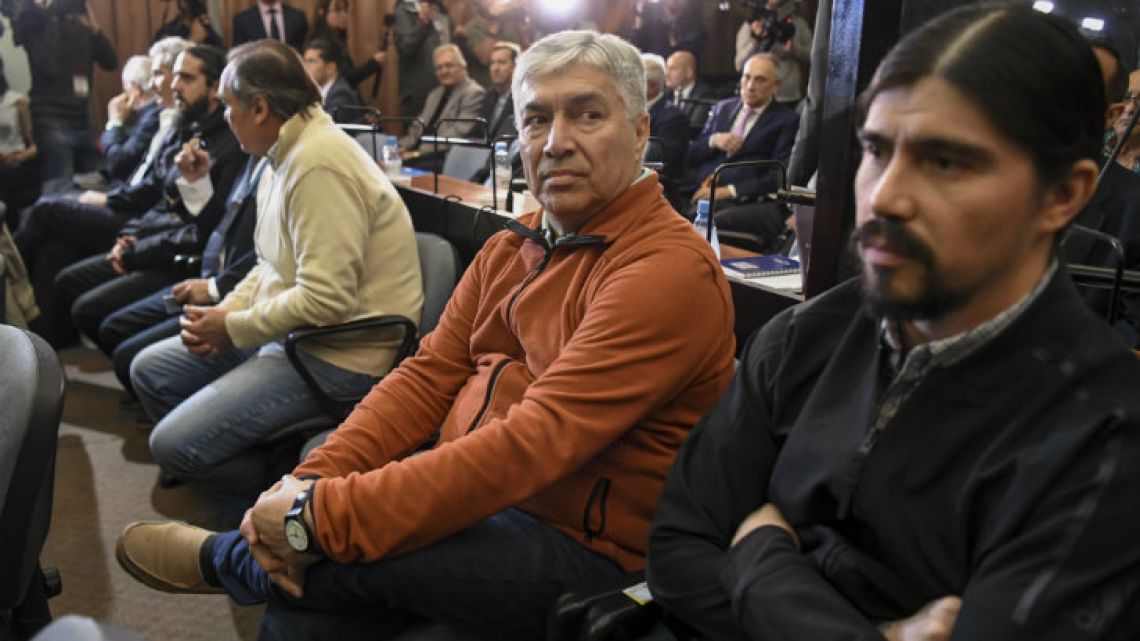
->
[[33, 120, 101, 183], [97, 287, 180, 394], [131, 336, 375, 498], [207, 509, 623, 641]]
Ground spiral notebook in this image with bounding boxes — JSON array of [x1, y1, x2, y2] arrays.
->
[[720, 255, 801, 279]]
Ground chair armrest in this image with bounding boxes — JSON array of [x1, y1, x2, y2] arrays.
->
[[548, 571, 662, 641], [284, 315, 418, 420]]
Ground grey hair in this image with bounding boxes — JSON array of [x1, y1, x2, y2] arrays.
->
[[121, 55, 151, 90], [512, 30, 646, 124], [224, 40, 321, 121], [743, 52, 783, 81], [642, 53, 666, 92], [148, 36, 193, 70], [433, 43, 467, 68]]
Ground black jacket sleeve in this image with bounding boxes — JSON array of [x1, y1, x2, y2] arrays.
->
[[345, 58, 381, 87], [647, 319, 792, 641], [91, 27, 118, 71]]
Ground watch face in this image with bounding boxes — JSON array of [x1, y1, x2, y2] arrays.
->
[[284, 518, 309, 551]]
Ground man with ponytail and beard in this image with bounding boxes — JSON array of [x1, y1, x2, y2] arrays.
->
[[648, 5, 1140, 640]]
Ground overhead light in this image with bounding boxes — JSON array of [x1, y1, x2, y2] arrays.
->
[[1081, 17, 1105, 31], [1032, 1, 1053, 13], [539, 0, 579, 18]]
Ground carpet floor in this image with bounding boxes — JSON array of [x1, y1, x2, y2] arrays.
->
[[38, 346, 264, 641]]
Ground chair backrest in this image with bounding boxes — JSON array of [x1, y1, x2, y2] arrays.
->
[[0, 326, 65, 609], [441, 147, 492, 182], [414, 232, 460, 336], [642, 138, 666, 173], [1061, 223, 1127, 324]]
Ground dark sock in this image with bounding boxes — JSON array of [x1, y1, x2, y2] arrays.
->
[[199, 534, 222, 587]]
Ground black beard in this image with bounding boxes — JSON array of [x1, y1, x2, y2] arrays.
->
[[180, 94, 210, 125], [851, 218, 969, 322]]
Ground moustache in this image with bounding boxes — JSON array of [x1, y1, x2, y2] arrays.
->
[[537, 164, 586, 179], [851, 218, 933, 263]]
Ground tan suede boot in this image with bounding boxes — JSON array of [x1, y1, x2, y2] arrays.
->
[[116, 521, 226, 595]]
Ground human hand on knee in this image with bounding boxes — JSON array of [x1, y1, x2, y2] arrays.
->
[[880, 596, 962, 641]]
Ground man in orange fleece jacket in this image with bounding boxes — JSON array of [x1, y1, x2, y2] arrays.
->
[[116, 30, 736, 640]]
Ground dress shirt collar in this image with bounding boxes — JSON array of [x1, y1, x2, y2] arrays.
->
[[881, 260, 1059, 376]]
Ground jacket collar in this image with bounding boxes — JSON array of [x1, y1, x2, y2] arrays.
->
[[508, 172, 667, 250], [267, 105, 328, 170]]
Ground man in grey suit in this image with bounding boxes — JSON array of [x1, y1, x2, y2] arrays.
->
[[400, 44, 486, 170]]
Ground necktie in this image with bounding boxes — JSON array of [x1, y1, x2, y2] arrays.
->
[[731, 106, 754, 140], [201, 158, 263, 276], [425, 88, 452, 133], [673, 90, 682, 108], [268, 7, 281, 41], [490, 92, 508, 135]]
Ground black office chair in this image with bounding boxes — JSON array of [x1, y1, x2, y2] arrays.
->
[[1061, 222, 1128, 325], [0, 325, 65, 641], [266, 232, 461, 469]]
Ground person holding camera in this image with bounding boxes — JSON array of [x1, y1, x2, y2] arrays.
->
[[734, 0, 811, 107], [153, 0, 223, 47], [393, 0, 450, 122], [12, 0, 117, 186]]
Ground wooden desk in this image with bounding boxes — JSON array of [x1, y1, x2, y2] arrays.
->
[[409, 173, 493, 205], [399, 175, 509, 266], [395, 177, 801, 349]]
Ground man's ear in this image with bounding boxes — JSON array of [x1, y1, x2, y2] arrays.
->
[[252, 95, 271, 125], [633, 111, 650, 163], [1038, 158, 1099, 234]]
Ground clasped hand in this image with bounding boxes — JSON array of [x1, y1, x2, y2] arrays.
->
[[179, 305, 231, 356], [240, 475, 319, 598]]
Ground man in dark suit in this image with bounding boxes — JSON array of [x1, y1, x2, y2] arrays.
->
[[55, 46, 246, 349], [643, 53, 689, 204], [481, 42, 518, 141], [96, 157, 263, 397], [231, 0, 307, 51], [100, 55, 163, 186], [665, 50, 715, 135], [682, 53, 798, 210], [302, 37, 364, 123], [465, 41, 519, 183]]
